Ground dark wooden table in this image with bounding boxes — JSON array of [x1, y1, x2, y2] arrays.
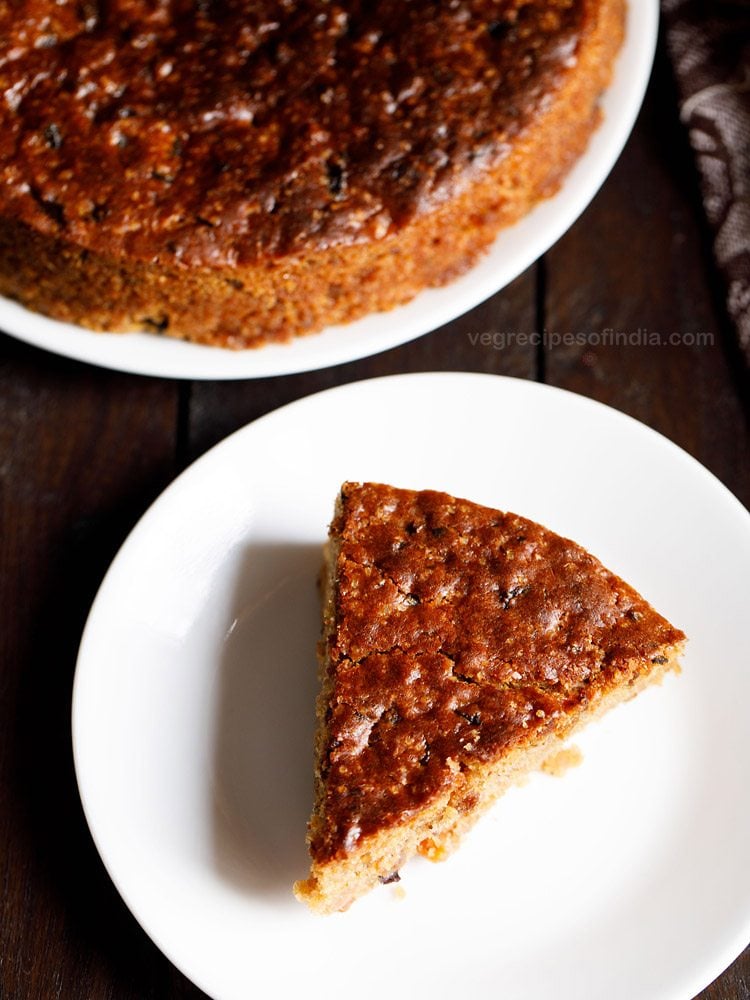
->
[[1, 42, 748, 1000]]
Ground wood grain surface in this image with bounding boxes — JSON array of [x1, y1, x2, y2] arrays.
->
[[0, 43, 748, 1000]]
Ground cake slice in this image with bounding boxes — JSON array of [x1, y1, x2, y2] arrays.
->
[[294, 483, 685, 913]]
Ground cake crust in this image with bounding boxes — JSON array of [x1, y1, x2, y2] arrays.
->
[[0, 0, 624, 347], [295, 483, 685, 912]]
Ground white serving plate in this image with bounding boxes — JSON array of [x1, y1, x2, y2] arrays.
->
[[1, 1, 657, 379], [73, 372, 750, 1000]]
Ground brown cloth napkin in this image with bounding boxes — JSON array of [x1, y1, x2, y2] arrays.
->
[[661, 0, 750, 365]]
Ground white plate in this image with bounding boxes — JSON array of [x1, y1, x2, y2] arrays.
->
[[2, 1, 656, 380], [73, 372, 750, 1000]]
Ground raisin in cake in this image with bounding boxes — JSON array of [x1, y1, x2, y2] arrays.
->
[[0, 0, 623, 348], [294, 482, 685, 913]]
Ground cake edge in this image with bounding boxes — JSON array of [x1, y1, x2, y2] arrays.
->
[[293, 485, 685, 915], [294, 641, 683, 914], [0, 0, 625, 348]]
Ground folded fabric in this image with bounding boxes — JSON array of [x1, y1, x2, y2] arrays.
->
[[662, 0, 750, 366]]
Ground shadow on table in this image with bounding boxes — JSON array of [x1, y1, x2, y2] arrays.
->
[[11, 492, 209, 997], [211, 541, 322, 901]]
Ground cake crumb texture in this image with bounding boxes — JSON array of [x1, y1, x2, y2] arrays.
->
[[541, 744, 584, 777], [0, 0, 624, 347], [294, 483, 685, 913]]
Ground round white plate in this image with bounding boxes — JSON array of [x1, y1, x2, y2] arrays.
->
[[2, 1, 656, 380], [73, 372, 750, 1000]]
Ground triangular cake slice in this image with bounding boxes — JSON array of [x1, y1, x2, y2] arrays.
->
[[294, 483, 685, 913]]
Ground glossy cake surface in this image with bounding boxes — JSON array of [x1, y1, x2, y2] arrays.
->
[[0, 1, 624, 346], [295, 483, 685, 912]]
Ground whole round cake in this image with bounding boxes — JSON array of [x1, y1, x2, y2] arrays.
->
[[0, 0, 624, 349]]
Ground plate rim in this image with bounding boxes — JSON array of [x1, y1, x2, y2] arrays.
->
[[1, 0, 658, 380], [72, 371, 750, 1000]]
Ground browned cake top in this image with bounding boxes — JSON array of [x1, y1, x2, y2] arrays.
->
[[314, 482, 685, 862], [0, 0, 589, 267]]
